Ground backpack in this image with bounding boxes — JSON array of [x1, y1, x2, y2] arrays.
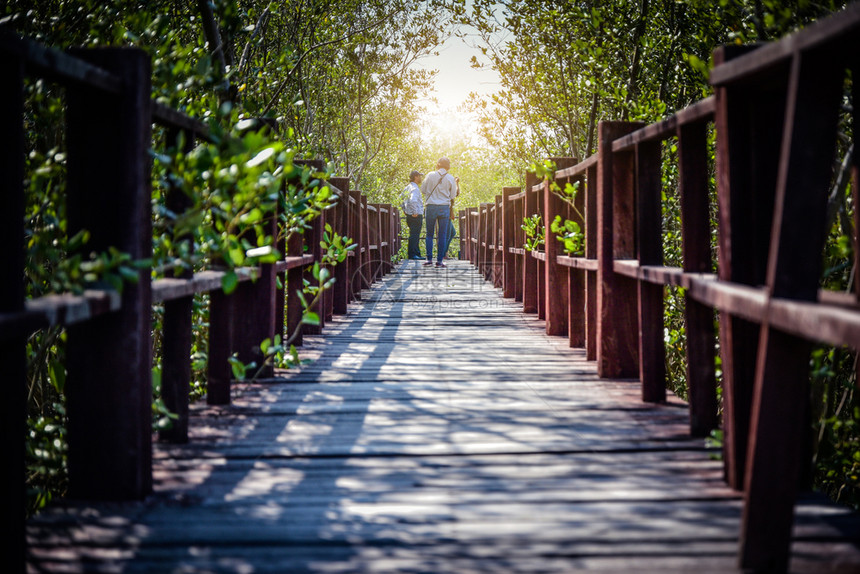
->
[[401, 184, 412, 214]]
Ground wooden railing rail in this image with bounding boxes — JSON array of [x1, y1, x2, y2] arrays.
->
[[461, 4, 860, 571], [2, 30, 399, 570]]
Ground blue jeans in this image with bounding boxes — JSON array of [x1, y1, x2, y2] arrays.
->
[[424, 204, 450, 263], [444, 218, 456, 256], [406, 214, 423, 259]]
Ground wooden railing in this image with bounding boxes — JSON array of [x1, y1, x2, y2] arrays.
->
[[1, 29, 399, 570], [462, 4, 860, 571]]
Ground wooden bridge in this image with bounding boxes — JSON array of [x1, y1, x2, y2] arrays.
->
[[6, 4, 860, 573], [24, 260, 860, 572]]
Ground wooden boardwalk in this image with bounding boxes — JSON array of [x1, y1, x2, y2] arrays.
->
[[27, 260, 860, 573]]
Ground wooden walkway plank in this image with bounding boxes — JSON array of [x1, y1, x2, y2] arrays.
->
[[26, 260, 860, 573]]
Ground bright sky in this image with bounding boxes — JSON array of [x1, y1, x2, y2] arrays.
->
[[415, 19, 502, 141]]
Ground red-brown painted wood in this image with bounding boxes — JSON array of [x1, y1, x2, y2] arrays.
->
[[568, 173, 586, 348], [596, 121, 642, 378], [585, 164, 598, 361], [635, 141, 666, 402], [713, 44, 787, 490], [493, 195, 503, 287], [677, 122, 718, 437], [286, 221, 304, 346], [523, 174, 539, 314], [349, 190, 363, 301], [854, 58, 860, 392], [502, 188, 519, 298], [330, 177, 351, 315], [64, 48, 153, 500], [360, 195, 371, 290], [739, 45, 846, 573], [1, 52, 27, 573], [545, 157, 576, 336]]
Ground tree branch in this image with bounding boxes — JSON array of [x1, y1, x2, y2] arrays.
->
[[260, 12, 395, 117], [238, 6, 271, 77]]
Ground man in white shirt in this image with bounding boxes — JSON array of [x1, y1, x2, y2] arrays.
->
[[403, 170, 424, 260], [420, 157, 459, 268]]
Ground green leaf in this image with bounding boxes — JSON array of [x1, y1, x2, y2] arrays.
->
[[302, 312, 320, 326], [229, 245, 245, 266], [222, 271, 239, 294], [48, 361, 66, 394]]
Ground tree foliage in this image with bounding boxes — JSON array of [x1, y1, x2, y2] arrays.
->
[[451, 0, 849, 164]]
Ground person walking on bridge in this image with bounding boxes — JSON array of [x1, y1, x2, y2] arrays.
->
[[421, 157, 459, 268], [403, 170, 424, 260]]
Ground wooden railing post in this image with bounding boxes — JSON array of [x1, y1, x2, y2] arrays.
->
[[568, 172, 586, 348], [634, 141, 666, 402], [360, 195, 371, 289], [536, 184, 546, 321], [297, 161, 326, 336], [502, 188, 518, 298], [349, 190, 363, 300], [322, 202, 334, 323], [596, 121, 642, 378], [207, 288, 235, 404], [458, 209, 466, 259], [286, 222, 305, 346], [545, 157, 576, 336], [0, 50, 27, 572], [233, 213, 278, 378], [514, 195, 525, 303], [487, 201, 494, 281], [468, 207, 478, 264], [159, 128, 195, 443], [678, 121, 718, 436], [713, 45, 786, 490], [585, 162, 599, 360], [394, 207, 402, 259], [737, 45, 846, 574], [330, 177, 350, 314], [493, 195, 503, 287], [476, 204, 486, 276], [523, 172, 539, 313], [304, 214, 325, 334], [381, 203, 392, 275], [64, 48, 153, 499]]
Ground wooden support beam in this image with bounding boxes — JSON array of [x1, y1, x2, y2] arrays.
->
[[585, 163, 599, 360], [678, 121, 718, 437], [545, 157, 576, 336], [360, 194, 371, 289], [739, 45, 846, 573], [330, 177, 350, 314], [159, 128, 196, 444], [635, 141, 666, 402], [568, 172, 587, 348], [713, 44, 787, 490], [0, 52, 26, 573], [64, 48, 153, 499], [493, 195, 503, 287], [349, 190, 362, 301], [286, 221, 305, 346], [502, 188, 519, 298], [523, 173, 539, 313], [596, 121, 642, 378]]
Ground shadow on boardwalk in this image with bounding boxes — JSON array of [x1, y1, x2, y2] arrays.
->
[[26, 260, 860, 573]]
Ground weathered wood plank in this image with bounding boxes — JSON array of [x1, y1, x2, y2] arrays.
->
[[26, 261, 860, 573]]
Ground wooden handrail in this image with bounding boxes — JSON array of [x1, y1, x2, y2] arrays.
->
[[460, 6, 860, 570], [611, 96, 715, 152], [709, 1, 860, 86], [0, 27, 122, 92], [5, 31, 402, 570]]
